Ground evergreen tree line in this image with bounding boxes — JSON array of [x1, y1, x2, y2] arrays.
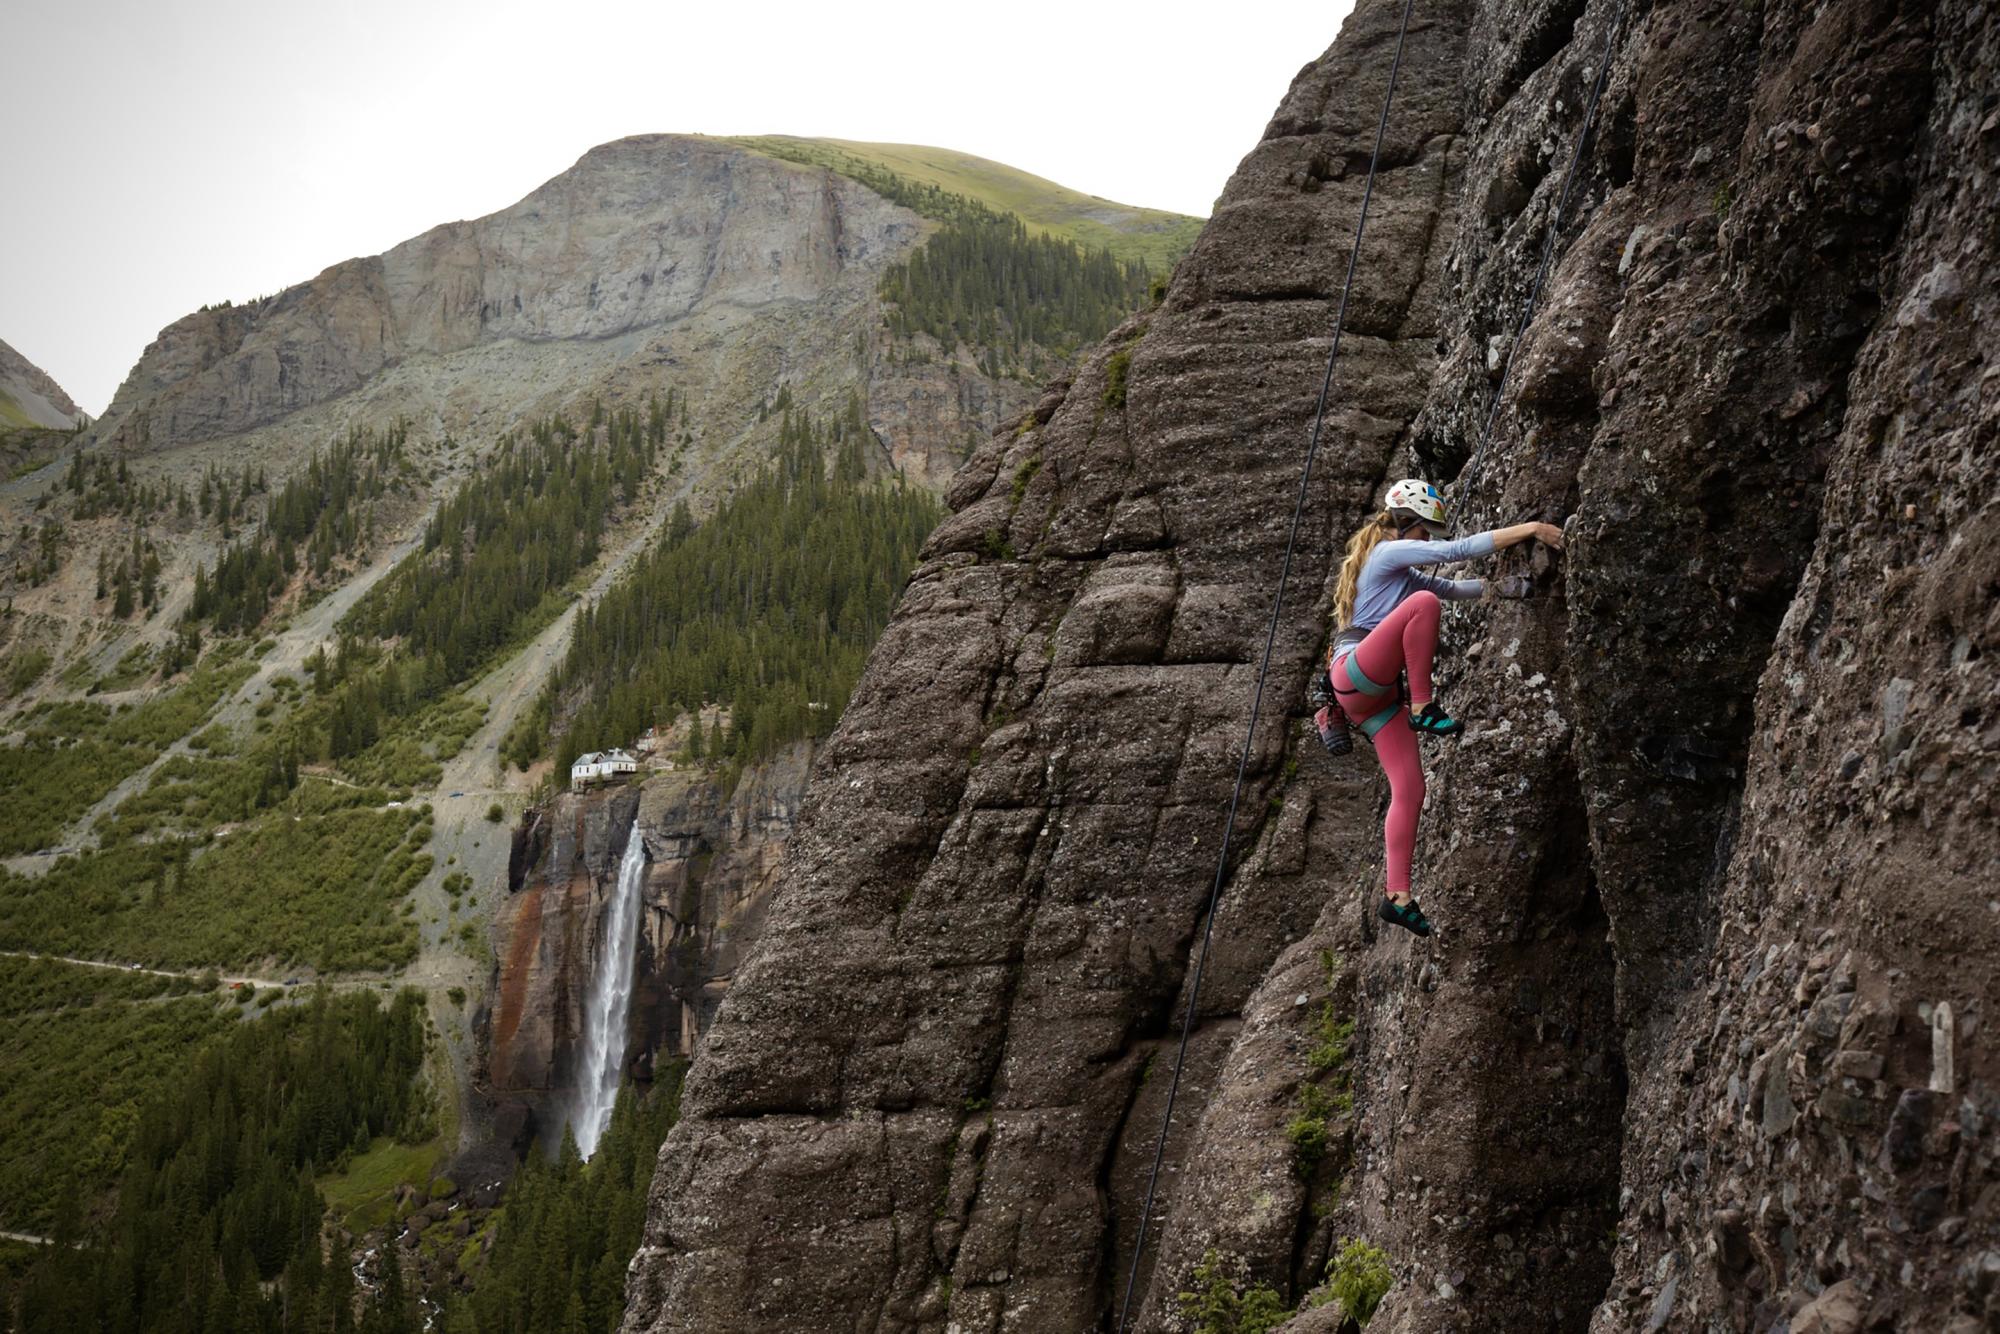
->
[[65, 451, 202, 525], [513, 407, 940, 775], [304, 634, 453, 763], [67, 452, 278, 532], [186, 425, 409, 635], [732, 140, 1155, 370], [441, 1073, 682, 1334], [879, 209, 1152, 360], [5, 989, 435, 1334], [343, 408, 663, 685], [733, 139, 1001, 228]]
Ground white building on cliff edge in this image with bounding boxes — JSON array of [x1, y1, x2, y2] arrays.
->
[[570, 749, 638, 789]]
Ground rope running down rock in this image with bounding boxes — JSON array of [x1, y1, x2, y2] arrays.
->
[[1114, 0, 1419, 1324]]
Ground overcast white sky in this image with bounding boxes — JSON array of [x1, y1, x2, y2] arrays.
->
[[3, 0, 1355, 416]]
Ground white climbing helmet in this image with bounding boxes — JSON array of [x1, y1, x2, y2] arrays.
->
[[1383, 478, 1448, 533]]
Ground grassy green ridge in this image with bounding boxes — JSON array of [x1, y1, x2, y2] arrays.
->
[[722, 135, 1205, 270]]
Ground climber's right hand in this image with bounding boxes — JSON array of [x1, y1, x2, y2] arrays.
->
[[1533, 522, 1564, 550]]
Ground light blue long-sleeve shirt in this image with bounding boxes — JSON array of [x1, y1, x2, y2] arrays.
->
[[1347, 530, 1496, 631]]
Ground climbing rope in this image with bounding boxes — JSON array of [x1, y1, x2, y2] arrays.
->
[[1449, 0, 1629, 534], [1114, 0, 1419, 1325]]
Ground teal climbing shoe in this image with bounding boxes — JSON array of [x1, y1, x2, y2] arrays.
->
[[1408, 702, 1463, 737], [1378, 897, 1433, 937]]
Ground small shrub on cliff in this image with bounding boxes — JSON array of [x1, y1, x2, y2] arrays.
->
[[1306, 1003, 1354, 1077], [1102, 347, 1132, 410], [1178, 1248, 1291, 1334], [1324, 1237, 1394, 1324], [1286, 1082, 1336, 1178], [1009, 454, 1041, 506], [485, 801, 504, 823]]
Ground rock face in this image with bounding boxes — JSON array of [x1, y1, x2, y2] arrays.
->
[[0, 336, 80, 430], [623, 0, 1996, 1331], [483, 745, 811, 1136], [87, 136, 938, 457]]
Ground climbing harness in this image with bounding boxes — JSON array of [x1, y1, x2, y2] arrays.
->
[[1113, 0, 1419, 1326], [1114, 0, 1630, 1326], [1330, 628, 1405, 740], [1307, 625, 1408, 755]]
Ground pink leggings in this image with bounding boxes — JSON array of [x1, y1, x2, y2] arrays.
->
[[1332, 590, 1440, 896]]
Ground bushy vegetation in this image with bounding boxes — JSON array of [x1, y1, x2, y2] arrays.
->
[[0, 804, 427, 971], [1324, 1237, 1394, 1325], [445, 1069, 683, 1334], [4, 989, 436, 1333], [304, 647, 486, 790], [1176, 1237, 1396, 1331], [1177, 1249, 1291, 1334], [0, 954, 199, 1012], [0, 650, 254, 856], [728, 135, 1202, 268], [1289, 953, 1356, 1181], [1102, 346, 1133, 410], [64, 450, 192, 524], [92, 747, 303, 846], [2, 646, 51, 697], [11, 517, 65, 587], [0, 957, 233, 1232], [187, 423, 409, 633], [512, 407, 939, 776]]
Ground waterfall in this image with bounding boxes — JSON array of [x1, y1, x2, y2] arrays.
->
[[573, 817, 646, 1159]]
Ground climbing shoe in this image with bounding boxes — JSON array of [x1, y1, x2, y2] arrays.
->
[[1378, 897, 1434, 937], [1314, 706, 1352, 757], [1408, 702, 1463, 737]]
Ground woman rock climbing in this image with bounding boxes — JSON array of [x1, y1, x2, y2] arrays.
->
[[1318, 478, 1564, 936]]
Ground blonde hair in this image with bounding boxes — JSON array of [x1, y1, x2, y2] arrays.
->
[[1336, 516, 1400, 632]]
